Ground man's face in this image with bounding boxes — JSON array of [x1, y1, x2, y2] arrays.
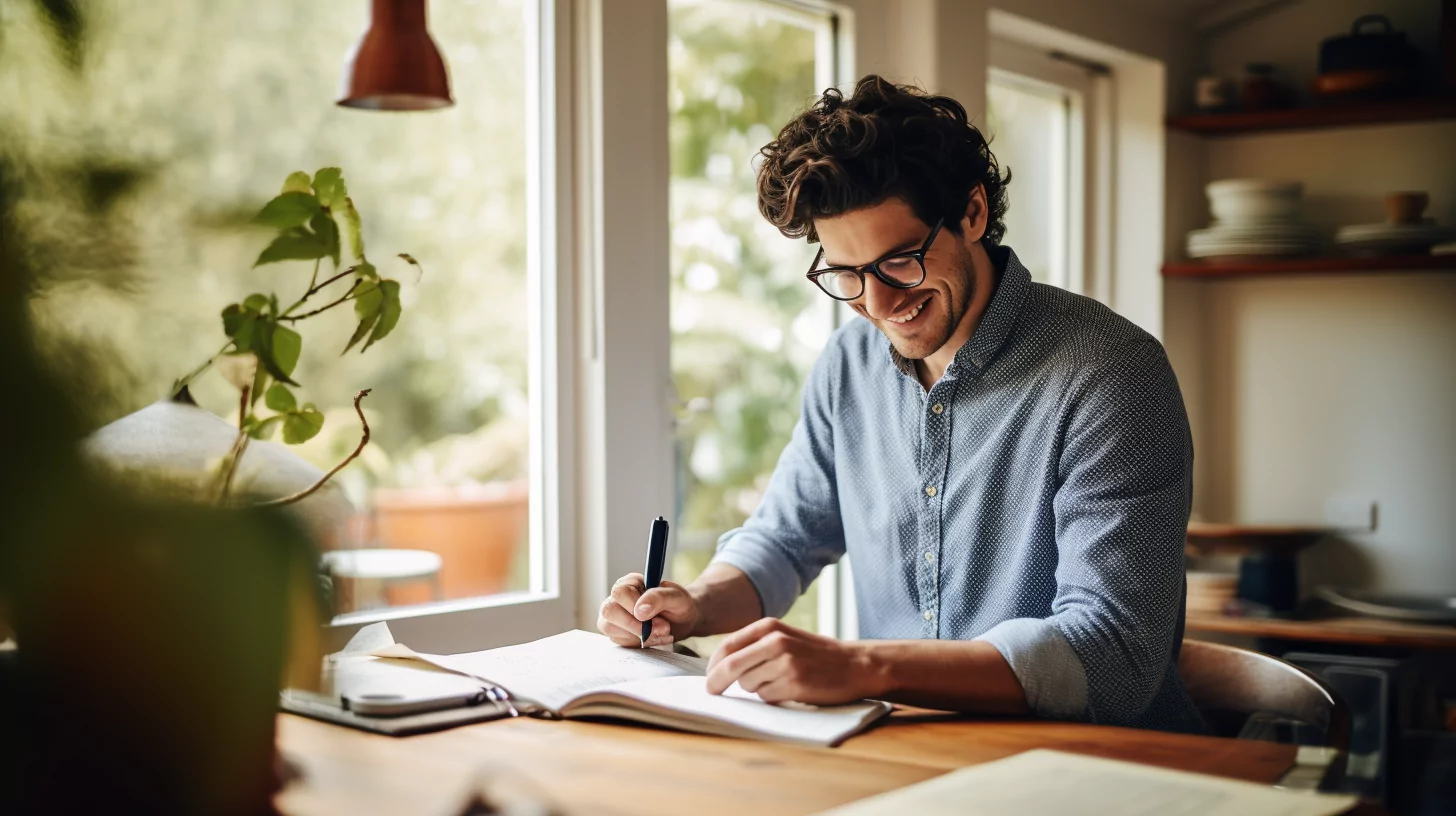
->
[[814, 197, 977, 361]]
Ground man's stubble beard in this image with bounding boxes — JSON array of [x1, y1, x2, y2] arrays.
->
[[885, 240, 977, 361]]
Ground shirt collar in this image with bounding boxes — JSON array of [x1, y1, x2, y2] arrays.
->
[[887, 243, 1030, 380]]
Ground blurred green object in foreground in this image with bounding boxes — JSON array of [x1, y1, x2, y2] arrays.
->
[[0, 3, 329, 812]]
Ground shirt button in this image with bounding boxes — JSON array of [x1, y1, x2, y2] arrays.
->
[[924, 551, 935, 563], [931, 403, 944, 414], [925, 485, 937, 497], [923, 610, 933, 621]]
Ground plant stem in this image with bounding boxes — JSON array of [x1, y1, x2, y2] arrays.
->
[[175, 339, 237, 395], [308, 257, 321, 293], [281, 265, 357, 317], [254, 389, 372, 509], [278, 279, 361, 322], [214, 385, 252, 505]]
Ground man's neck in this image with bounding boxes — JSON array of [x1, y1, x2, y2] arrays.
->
[[914, 242, 998, 390]]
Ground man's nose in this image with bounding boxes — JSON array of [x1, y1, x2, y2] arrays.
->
[[859, 273, 902, 319]]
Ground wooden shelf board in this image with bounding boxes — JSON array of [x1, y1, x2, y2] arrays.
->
[[1167, 95, 1456, 135], [1163, 254, 1456, 278], [1185, 613, 1456, 650]]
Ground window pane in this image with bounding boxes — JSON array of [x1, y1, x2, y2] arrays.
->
[[667, 0, 835, 640], [13, 1, 536, 615], [986, 71, 1071, 289]]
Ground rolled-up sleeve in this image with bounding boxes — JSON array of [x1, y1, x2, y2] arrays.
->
[[709, 342, 846, 619], [979, 340, 1192, 725]]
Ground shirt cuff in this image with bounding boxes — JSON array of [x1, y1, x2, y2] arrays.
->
[[708, 533, 802, 620], [975, 618, 1089, 720]]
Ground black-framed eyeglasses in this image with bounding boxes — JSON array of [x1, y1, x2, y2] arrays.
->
[[805, 217, 945, 301]]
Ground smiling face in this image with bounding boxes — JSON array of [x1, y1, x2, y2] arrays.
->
[[815, 191, 987, 363]]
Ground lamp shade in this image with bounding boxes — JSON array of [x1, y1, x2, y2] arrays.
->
[[337, 0, 453, 111]]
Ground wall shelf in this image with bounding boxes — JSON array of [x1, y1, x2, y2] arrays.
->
[[1166, 95, 1456, 136], [1163, 254, 1456, 278]]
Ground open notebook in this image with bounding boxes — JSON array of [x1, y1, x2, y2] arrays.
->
[[369, 628, 891, 747]]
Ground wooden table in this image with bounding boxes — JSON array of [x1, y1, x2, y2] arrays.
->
[[274, 709, 1302, 816], [1186, 613, 1456, 651]]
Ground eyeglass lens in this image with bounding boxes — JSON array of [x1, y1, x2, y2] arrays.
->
[[819, 255, 924, 299]]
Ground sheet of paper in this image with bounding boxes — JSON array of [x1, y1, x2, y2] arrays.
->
[[592, 675, 889, 745], [373, 629, 706, 712], [815, 749, 1357, 816]]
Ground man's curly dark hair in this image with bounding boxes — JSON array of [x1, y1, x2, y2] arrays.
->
[[756, 74, 1010, 245]]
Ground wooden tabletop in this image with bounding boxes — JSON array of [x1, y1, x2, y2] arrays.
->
[[1185, 612, 1456, 651], [274, 709, 1299, 816]]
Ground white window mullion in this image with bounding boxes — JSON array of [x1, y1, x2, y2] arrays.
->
[[572, 0, 675, 630]]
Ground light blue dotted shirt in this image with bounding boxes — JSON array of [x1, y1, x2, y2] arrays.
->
[[710, 245, 1204, 733]]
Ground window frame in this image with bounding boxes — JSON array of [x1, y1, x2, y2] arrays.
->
[[987, 36, 1112, 302]]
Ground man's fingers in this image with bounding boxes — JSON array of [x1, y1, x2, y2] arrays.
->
[[634, 581, 690, 621], [708, 617, 782, 671], [735, 653, 792, 695], [599, 596, 643, 635], [706, 632, 786, 694], [610, 574, 645, 610]]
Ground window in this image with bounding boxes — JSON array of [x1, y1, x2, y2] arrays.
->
[[986, 38, 1109, 298], [667, 0, 844, 643], [12, 0, 571, 650]]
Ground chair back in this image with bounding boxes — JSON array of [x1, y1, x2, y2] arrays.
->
[[1178, 639, 1351, 788]]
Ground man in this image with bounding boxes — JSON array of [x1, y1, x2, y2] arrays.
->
[[597, 75, 1202, 732]]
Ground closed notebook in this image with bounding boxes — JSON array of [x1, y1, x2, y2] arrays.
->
[[371, 628, 891, 747]]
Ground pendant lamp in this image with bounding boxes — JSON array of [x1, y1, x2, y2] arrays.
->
[[337, 0, 453, 111]]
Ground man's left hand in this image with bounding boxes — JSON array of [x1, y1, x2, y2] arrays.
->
[[705, 618, 886, 705]]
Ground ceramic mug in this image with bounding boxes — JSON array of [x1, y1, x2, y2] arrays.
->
[[1385, 191, 1429, 224]]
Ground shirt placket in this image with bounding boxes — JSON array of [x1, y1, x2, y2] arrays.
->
[[917, 376, 956, 639]]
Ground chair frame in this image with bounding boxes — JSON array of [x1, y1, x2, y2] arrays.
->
[[1179, 638, 1352, 790]]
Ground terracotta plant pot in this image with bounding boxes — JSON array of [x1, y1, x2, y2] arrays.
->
[[367, 482, 529, 605]]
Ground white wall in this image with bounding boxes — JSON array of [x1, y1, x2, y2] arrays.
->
[[1169, 0, 1456, 595]]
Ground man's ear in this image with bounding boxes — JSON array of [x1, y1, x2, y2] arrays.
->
[[960, 184, 988, 242]]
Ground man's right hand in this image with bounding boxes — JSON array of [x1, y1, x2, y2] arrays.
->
[[597, 573, 703, 648]]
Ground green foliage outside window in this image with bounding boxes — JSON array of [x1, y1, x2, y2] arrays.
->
[[668, 1, 836, 634]]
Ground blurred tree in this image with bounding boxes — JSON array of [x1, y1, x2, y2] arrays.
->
[[668, 0, 836, 631]]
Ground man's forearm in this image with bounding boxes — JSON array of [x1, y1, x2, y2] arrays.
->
[[685, 563, 765, 637], [858, 639, 1030, 714]]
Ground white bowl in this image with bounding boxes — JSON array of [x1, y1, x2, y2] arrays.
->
[[1207, 178, 1304, 224]]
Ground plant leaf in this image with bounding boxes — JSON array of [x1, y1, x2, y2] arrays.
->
[[312, 167, 345, 209], [221, 303, 260, 352], [253, 191, 321, 230], [271, 323, 302, 378], [245, 414, 283, 440], [253, 320, 301, 386], [281, 171, 313, 194], [310, 212, 340, 269], [250, 362, 270, 407], [344, 282, 384, 354], [397, 252, 423, 281], [253, 227, 326, 267], [264, 383, 297, 412], [243, 292, 269, 312], [282, 406, 325, 444], [217, 352, 257, 391], [362, 279, 402, 352], [340, 197, 365, 260], [355, 259, 378, 282]]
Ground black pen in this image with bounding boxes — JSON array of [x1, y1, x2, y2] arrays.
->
[[641, 516, 669, 647]]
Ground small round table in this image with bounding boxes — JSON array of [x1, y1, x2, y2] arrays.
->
[[322, 549, 443, 611]]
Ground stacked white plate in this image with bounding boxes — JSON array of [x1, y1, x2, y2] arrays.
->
[[1335, 220, 1456, 256], [1185, 179, 1322, 259]]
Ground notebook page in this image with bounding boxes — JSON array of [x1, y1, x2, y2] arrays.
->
[[577, 675, 891, 746], [374, 629, 706, 712], [814, 749, 1357, 816]]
